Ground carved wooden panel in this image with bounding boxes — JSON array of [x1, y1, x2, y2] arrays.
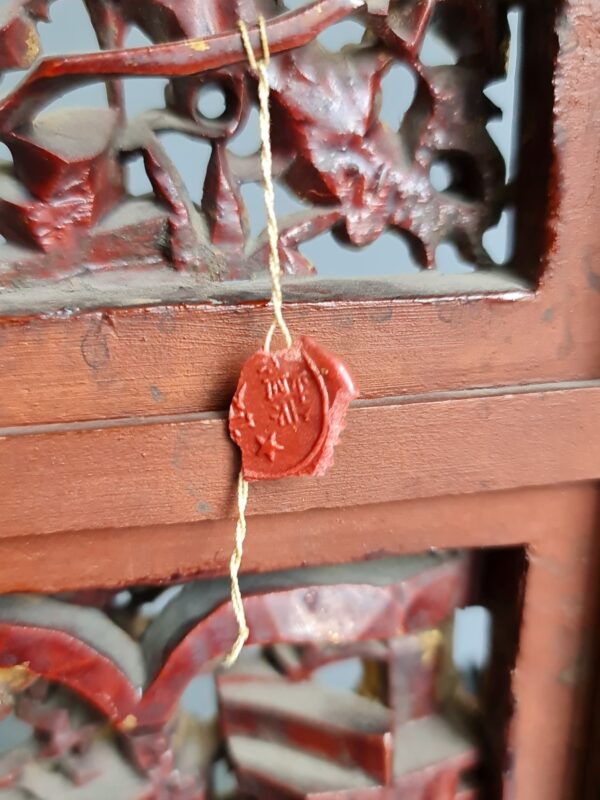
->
[[0, 552, 516, 799], [0, 0, 543, 290]]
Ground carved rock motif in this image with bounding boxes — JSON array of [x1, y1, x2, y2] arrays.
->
[[0, 0, 49, 70], [0, 108, 123, 252], [0, 554, 481, 798]]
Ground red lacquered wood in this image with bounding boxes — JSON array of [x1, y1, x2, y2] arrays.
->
[[0, 484, 585, 594], [137, 555, 468, 728], [0, 624, 138, 723], [218, 680, 393, 785], [2, 385, 600, 539]]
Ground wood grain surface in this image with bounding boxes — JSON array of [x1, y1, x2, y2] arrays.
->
[[0, 483, 586, 594], [0, 271, 598, 428], [1, 383, 599, 539]]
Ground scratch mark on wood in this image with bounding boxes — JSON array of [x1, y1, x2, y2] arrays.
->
[[586, 269, 600, 294], [150, 385, 164, 403], [80, 318, 110, 373], [542, 307, 555, 322]]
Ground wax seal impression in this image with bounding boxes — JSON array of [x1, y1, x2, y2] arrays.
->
[[229, 337, 358, 480]]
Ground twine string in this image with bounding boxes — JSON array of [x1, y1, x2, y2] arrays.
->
[[223, 17, 292, 667], [238, 17, 292, 354], [222, 471, 250, 667]]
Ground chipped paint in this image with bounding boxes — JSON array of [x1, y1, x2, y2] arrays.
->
[[188, 38, 210, 52], [419, 628, 444, 667], [24, 28, 40, 67], [0, 663, 34, 691], [120, 713, 138, 731]]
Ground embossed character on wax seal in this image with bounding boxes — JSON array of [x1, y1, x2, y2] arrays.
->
[[229, 336, 358, 480]]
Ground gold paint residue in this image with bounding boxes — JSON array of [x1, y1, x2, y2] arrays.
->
[[120, 713, 138, 731], [188, 38, 210, 52], [24, 29, 40, 67], [0, 663, 34, 691], [419, 628, 444, 667], [357, 660, 386, 702]]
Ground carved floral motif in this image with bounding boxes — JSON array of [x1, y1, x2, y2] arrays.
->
[[0, 553, 482, 798], [0, 0, 508, 284]]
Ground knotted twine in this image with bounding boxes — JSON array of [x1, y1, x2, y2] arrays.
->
[[223, 17, 292, 667]]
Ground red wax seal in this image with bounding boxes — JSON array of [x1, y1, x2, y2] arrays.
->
[[229, 336, 358, 480]]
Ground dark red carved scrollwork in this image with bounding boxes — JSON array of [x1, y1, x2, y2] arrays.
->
[[0, 0, 508, 285], [0, 553, 483, 798]]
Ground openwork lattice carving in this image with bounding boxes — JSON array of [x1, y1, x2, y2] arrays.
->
[[0, 0, 510, 285], [0, 554, 487, 798]]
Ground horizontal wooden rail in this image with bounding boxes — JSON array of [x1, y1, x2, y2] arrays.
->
[[0, 482, 593, 594], [1, 382, 599, 540], [0, 251, 597, 428]]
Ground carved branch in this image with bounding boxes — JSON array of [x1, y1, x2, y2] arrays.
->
[[0, 0, 364, 133]]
